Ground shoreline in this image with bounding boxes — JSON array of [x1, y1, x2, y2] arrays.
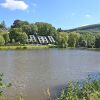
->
[[0, 45, 100, 50], [0, 45, 58, 50]]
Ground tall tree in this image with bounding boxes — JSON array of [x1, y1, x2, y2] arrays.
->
[[68, 32, 80, 47], [11, 20, 29, 28], [95, 33, 100, 48], [0, 35, 5, 46], [22, 24, 38, 35], [3, 33, 10, 45], [57, 32, 68, 48], [1, 21, 6, 28], [0, 21, 6, 29], [79, 33, 95, 48], [57, 28, 62, 32], [9, 28, 22, 42], [35, 22, 57, 36], [16, 32, 28, 44]]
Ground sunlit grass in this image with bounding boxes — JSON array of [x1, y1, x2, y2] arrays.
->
[[0, 45, 51, 50]]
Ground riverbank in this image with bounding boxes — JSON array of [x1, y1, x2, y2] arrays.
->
[[0, 45, 55, 50], [0, 45, 100, 50], [0, 45, 74, 50]]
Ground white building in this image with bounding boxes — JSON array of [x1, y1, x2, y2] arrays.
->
[[28, 35, 37, 43], [48, 36, 55, 43], [28, 35, 55, 44], [38, 36, 49, 44]]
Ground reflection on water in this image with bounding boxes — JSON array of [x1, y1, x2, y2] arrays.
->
[[0, 49, 100, 100]]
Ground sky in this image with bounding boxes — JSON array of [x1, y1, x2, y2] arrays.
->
[[0, 0, 100, 29]]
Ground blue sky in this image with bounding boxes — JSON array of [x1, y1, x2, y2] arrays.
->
[[0, 0, 100, 29]]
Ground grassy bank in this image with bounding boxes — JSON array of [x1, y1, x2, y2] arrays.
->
[[0, 45, 73, 50], [0, 45, 51, 50], [0, 45, 100, 50]]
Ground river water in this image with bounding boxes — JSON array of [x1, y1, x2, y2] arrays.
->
[[0, 49, 100, 100]]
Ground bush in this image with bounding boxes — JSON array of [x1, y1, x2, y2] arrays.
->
[[0, 73, 11, 100], [56, 74, 100, 100], [57, 32, 68, 48], [0, 36, 5, 46]]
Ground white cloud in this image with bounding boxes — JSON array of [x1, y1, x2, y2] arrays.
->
[[85, 14, 92, 18], [0, 0, 28, 10]]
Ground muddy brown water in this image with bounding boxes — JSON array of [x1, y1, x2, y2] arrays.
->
[[0, 49, 100, 100]]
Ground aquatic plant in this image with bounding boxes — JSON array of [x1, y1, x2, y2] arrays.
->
[[56, 73, 100, 100], [0, 73, 11, 100]]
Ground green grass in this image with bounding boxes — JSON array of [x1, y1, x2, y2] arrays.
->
[[0, 45, 50, 50], [1, 45, 100, 50]]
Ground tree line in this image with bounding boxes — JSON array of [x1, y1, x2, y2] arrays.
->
[[0, 20, 100, 48], [57, 30, 100, 48], [0, 20, 57, 45]]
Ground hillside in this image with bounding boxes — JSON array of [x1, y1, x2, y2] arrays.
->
[[65, 24, 100, 32]]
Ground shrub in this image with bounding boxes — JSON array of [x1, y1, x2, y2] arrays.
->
[[0, 36, 5, 46], [0, 73, 11, 100], [56, 74, 100, 100]]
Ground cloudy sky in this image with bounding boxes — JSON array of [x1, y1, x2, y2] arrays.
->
[[0, 0, 100, 29]]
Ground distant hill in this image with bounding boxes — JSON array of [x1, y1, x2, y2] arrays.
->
[[65, 24, 100, 32]]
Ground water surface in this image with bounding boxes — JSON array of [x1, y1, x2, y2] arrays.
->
[[0, 49, 100, 100]]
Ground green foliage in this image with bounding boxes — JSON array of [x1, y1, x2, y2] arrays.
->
[[11, 20, 29, 28], [56, 75, 100, 100], [57, 32, 68, 48], [3, 33, 10, 45], [16, 32, 28, 44], [22, 24, 38, 35], [12, 39, 15, 44], [11, 20, 38, 35], [9, 28, 28, 44], [0, 73, 11, 100], [11, 21, 57, 36], [1, 19, 100, 48], [0, 32, 10, 45], [68, 32, 80, 47], [57, 81, 78, 100], [9, 28, 22, 42], [79, 33, 95, 48], [57, 28, 62, 32], [0, 36, 5, 46], [35, 22, 57, 36], [95, 33, 100, 48], [0, 21, 6, 29], [10, 20, 58, 45]]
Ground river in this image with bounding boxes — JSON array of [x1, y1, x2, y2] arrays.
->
[[0, 49, 100, 100]]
